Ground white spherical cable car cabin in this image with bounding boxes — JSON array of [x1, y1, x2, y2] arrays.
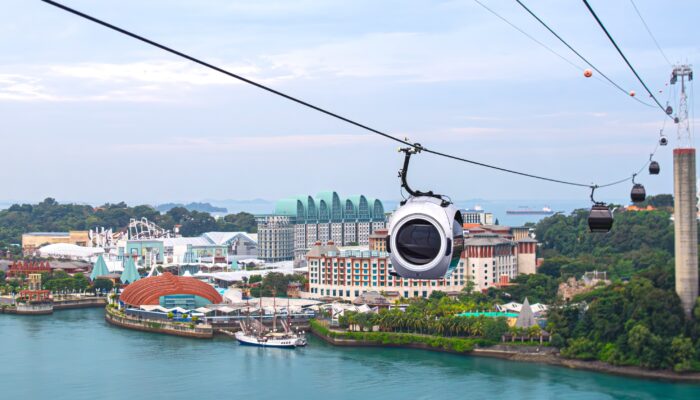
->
[[386, 145, 464, 279], [388, 196, 464, 279]]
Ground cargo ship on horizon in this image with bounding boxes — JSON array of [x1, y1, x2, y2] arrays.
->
[[506, 206, 555, 216]]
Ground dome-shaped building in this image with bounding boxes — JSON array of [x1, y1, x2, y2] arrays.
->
[[119, 272, 222, 309]]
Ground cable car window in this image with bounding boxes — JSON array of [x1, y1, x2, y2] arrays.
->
[[395, 218, 441, 265]]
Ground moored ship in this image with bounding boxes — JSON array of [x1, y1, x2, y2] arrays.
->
[[235, 296, 307, 348]]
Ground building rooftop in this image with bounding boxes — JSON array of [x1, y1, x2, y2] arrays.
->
[[202, 231, 257, 245], [464, 234, 513, 246], [120, 272, 223, 306]]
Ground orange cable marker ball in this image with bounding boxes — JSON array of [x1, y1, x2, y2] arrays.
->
[[583, 69, 593, 78], [629, 90, 636, 97]]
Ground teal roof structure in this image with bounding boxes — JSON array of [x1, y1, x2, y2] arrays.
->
[[272, 191, 385, 223], [90, 254, 110, 280], [120, 257, 140, 284]]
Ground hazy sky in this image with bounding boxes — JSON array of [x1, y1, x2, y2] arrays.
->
[[1, 0, 697, 205]]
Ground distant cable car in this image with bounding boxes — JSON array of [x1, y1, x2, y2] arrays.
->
[[649, 161, 660, 175], [588, 203, 614, 232], [584, 69, 593, 78], [631, 184, 646, 203], [659, 136, 668, 146], [666, 105, 673, 115], [588, 187, 613, 233]]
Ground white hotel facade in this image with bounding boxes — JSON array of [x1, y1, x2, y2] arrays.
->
[[307, 227, 537, 301]]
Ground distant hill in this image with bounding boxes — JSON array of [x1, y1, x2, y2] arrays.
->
[[156, 202, 227, 213]]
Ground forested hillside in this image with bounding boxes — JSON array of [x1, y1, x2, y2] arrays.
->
[[535, 199, 675, 280], [0, 198, 257, 250], [530, 195, 700, 371]]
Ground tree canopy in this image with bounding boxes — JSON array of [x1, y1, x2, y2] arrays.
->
[[0, 198, 257, 245]]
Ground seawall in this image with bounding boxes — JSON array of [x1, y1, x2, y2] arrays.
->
[[105, 308, 214, 339], [310, 323, 700, 383], [54, 297, 107, 310]]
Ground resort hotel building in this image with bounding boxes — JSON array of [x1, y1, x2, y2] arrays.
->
[[306, 225, 537, 301], [257, 191, 387, 263]]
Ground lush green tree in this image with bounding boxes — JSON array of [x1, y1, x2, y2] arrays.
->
[[670, 335, 695, 372], [560, 338, 599, 360], [483, 317, 509, 341], [429, 291, 447, 300], [92, 278, 114, 293]]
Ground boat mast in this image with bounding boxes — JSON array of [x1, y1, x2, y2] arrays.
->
[[259, 284, 263, 335], [272, 289, 277, 333]]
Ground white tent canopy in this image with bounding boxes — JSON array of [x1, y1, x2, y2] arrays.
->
[[140, 305, 169, 313], [38, 243, 104, 260]]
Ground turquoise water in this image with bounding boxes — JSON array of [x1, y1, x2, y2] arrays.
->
[[2, 309, 699, 400]]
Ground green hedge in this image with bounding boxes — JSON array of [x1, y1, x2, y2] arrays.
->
[[310, 320, 484, 353]]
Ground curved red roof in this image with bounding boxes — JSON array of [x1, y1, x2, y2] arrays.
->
[[120, 272, 222, 307]]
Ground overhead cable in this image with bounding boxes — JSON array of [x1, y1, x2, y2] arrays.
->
[[472, 0, 585, 73], [513, 0, 655, 109], [628, 0, 673, 67], [41, 0, 655, 191], [581, 0, 672, 119]]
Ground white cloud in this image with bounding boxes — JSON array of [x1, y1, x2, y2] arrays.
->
[[0, 74, 60, 101], [112, 133, 380, 153], [48, 60, 256, 86], [260, 30, 592, 83]]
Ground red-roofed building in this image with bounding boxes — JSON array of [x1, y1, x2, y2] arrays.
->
[[7, 260, 51, 278], [119, 272, 222, 309]]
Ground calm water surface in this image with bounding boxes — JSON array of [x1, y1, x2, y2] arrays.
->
[[2, 308, 699, 400]]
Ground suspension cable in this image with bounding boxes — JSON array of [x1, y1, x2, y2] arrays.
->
[[581, 0, 672, 119], [514, 0, 655, 108], [41, 0, 658, 193]]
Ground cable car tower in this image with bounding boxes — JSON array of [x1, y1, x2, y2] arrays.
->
[[670, 64, 697, 317], [672, 64, 693, 146]]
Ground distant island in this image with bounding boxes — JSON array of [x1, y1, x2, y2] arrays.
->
[[156, 202, 227, 213]]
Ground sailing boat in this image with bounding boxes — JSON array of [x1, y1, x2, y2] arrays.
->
[[234, 287, 307, 348]]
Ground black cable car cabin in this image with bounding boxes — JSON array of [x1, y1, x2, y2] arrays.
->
[[588, 203, 613, 232], [630, 183, 646, 203], [649, 161, 660, 175]]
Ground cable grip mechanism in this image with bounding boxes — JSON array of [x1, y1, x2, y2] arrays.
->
[[398, 143, 451, 207]]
